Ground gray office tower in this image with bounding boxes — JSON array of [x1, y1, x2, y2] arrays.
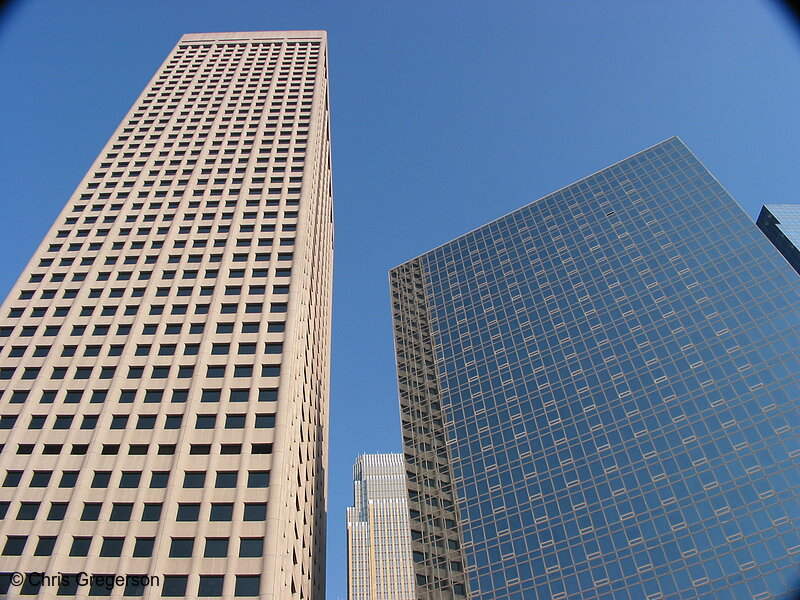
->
[[390, 138, 800, 600], [757, 204, 800, 276]]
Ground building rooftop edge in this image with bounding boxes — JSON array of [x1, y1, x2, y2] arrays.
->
[[180, 31, 327, 41], [389, 135, 684, 271]]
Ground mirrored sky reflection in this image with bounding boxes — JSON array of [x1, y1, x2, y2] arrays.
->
[[394, 139, 800, 600]]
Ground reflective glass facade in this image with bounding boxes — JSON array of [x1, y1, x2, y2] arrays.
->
[[391, 137, 800, 600], [757, 204, 800, 275]]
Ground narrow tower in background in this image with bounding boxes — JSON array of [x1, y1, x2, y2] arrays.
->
[[756, 204, 800, 275], [0, 31, 332, 600], [346, 454, 416, 600], [391, 138, 800, 600]]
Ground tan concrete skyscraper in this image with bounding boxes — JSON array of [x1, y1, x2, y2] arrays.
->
[[0, 31, 333, 600], [346, 454, 416, 600]]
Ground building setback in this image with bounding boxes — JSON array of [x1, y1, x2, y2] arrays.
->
[[391, 137, 800, 600], [756, 204, 800, 276], [346, 454, 416, 600], [0, 31, 332, 600]]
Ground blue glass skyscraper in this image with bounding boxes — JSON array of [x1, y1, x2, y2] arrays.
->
[[390, 138, 800, 600], [757, 204, 800, 275]]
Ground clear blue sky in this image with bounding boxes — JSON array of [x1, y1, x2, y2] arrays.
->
[[1, 1, 799, 598]]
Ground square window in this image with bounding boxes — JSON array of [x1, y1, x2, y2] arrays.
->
[[258, 388, 278, 402], [138, 415, 157, 429], [207, 365, 226, 378], [222, 443, 242, 454], [48, 503, 68, 520], [229, 389, 249, 402], [243, 503, 266, 521], [184, 471, 206, 488], [30, 470, 52, 487], [239, 537, 263, 558], [133, 537, 155, 558], [110, 503, 133, 521], [81, 502, 102, 521], [3, 471, 22, 487], [129, 444, 148, 455], [252, 443, 272, 454], [234, 575, 260, 597], [210, 503, 233, 522], [92, 471, 111, 488], [162, 576, 188, 597], [34, 536, 57, 557], [120, 471, 142, 488], [215, 471, 237, 488], [204, 538, 229, 558], [28, 415, 45, 429], [100, 537, 124, 557], [145, 389, 163, 403], [177, 503, 200, 522], [261, 365, 280, 377], [248, 471, 270, 488], [234, 364, 253, 377], [196, 414, 217, 429], [17, 502, 40, 520], [142, 503, 163, 521], [169, 537, 194, 558], [225, 414, 246, 429], [70, 536, 91, 557], [198, 575, 225, 598], [151, 471, 170, 488], [62, 471, 79, 488]]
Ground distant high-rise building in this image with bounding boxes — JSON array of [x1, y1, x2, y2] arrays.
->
[[0, 31, 333, 600], [757, 204, 800, 275], [346, 454, 416, 600], [391, 138, 800, 600]]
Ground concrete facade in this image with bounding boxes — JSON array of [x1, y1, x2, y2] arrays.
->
[[0, 31, 332, 600]]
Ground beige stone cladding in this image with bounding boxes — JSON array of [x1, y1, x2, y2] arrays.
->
[[0, 31, 333, 600]]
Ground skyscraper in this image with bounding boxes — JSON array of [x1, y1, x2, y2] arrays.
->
[[756, 204, 800, 275], [0, 31, 332, 600], [391, 138, 800, 600], [346, 454, 416, 600]]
